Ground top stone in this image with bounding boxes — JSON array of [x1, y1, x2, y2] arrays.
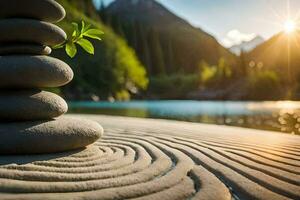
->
[[0, 0, 66, 23]]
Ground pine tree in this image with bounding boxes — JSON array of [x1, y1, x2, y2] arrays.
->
[[135, 23, 151, 74], [166, 37, 174, 73], [100, 0, 105, 11], [113, 16, 125, 38], [239, 50, 247, 76], [98, 0, 106, 21], [142, 29, 152, 73], [125, 20, 137, 49], [148, 28, 165, 75]]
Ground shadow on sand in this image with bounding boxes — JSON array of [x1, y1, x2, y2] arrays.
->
[[0, 147, 87, 165]]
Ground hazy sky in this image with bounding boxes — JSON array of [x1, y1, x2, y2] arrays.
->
[[94, 0, 300, 47]]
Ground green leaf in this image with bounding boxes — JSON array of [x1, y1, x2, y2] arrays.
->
[[83, 24, 92, 33], [81, 21, 92, 34], [81, 21, 86, 33], [83, 29, 104, 40], [72, 22, 79, 31], [72, 22, 80, 37], [52, 21, 103, 58], [52, 43, 64, 49], [65, 42, 77, 58], [76, 38, 94, 55]]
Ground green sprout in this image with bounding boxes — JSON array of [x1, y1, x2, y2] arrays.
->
[[54, 21, 104, 58]]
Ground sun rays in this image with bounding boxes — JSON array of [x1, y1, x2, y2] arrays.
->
[[251, 0, 300, 86], [284, 19, 296, 33], [258, 0, 300, 34]]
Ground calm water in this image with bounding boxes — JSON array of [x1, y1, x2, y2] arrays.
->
[[69, 100, 300, 135]]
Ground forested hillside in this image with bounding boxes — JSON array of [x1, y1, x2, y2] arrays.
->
[[248, 32, 300, 84], [53, 0, 148, 101], [100, 0, 236, 75]]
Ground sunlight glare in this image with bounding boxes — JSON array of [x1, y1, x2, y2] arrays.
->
[[284, 19, 296, 33]]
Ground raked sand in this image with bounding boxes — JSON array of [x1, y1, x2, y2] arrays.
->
[[0, 114, 299, 200]]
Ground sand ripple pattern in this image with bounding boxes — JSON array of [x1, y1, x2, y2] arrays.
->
[[0, 115, 300, 200]]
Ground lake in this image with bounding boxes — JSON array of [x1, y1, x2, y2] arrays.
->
[[68, 100, 300, 135]]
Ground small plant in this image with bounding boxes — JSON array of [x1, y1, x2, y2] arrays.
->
[[54, 21, 104, 58]]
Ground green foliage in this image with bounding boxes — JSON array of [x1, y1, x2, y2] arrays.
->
[[54, 21, 104, 58], [54, 0, 148, 100], [247, 70, 281, 100], [200, 61, 217, 84], [200, 58, 233, 87], [115, 90, 131, 101], [149, 74, 199, 99]]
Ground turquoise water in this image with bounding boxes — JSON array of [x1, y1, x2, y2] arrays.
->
[[69, 100, 300, 135]]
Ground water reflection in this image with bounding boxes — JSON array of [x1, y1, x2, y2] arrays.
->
[[69, 101, 300, 135]]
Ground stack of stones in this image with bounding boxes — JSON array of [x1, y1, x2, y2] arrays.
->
[[0, 0, 103, 154]]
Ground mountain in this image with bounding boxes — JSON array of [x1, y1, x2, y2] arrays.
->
[[102, 0, 236, 76], [52, 0, 148, 100], [230, 36, 264, 55], [247, 31, 300, 82]]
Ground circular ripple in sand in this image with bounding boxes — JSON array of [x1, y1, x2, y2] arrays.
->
[[0, 129, 231, 200], [2, 123, 299, 200]]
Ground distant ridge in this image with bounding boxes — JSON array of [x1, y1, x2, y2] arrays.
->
[[247, 31, 300, 78], [102, 0, 236, 75], [230, 36, 264, 55]]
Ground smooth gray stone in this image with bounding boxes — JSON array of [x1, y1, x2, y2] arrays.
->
[[0, 19, 66, 46], [0, 0, 65, 23], [0, 56, 73, 88], [0, 44, 51, 55], [0, 117, 103, 154], [0, 90, 67, 121]]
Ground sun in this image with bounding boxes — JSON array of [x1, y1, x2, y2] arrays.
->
[[284, 19, 296, 33]]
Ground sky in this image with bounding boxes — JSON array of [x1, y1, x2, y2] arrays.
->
[[94, 0, 300, 47]]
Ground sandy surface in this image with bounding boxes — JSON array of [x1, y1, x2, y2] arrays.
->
[[0, 114, 299, 200]]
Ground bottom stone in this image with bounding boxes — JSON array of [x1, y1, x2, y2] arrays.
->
[[0, 117, 103, 154]]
